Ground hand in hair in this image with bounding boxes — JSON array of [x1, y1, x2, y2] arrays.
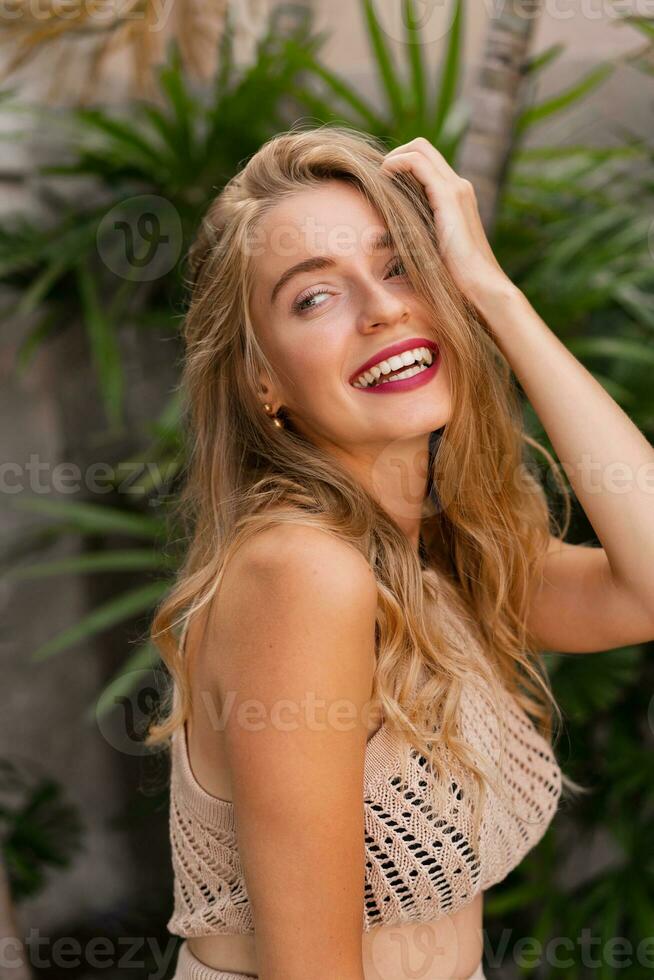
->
[[379, 136, 511, 306]]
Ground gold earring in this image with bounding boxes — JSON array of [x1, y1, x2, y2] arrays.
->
[[263, 402, 284, 429]]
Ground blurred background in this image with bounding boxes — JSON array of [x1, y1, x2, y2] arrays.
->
[[1, 1, 653, 977]]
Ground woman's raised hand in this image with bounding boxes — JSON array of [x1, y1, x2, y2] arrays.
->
[[380, 136, 512, 305]]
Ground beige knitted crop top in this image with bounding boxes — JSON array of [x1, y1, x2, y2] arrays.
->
[[166, 645, 563, 936]]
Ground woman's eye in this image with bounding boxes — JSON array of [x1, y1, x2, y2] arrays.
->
[[387, 257, 407, 277], [291, 258, 406, 315], [292, 288, 331, 314]]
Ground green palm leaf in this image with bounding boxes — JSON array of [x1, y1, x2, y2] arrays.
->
[[404, 0, 426, 126], [516, 63, 614, 134], [76, 259, 123, 431], [10, 497, 164, 538], [6, 549, 174, 580], [292, 53, 383, 130], [621, 15, 654, 40], [153, 42, 198, 177], [566, 336, 654, 367], [431, 0, 463, 142], [613, 282, 654, 331], [524, 41, 565, 77], [64, 106, 165, 170], [32, 581, 168, 661], [361, 0, 405, 119], [15, 310, 62, 374]]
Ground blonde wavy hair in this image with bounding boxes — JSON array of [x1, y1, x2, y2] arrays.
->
[[146, 122, 586, 850]]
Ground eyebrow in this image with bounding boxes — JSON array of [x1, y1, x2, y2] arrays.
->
[[270, 228, 394, 307]]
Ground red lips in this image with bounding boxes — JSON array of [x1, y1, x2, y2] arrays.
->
[[348, 336, 440, 385]]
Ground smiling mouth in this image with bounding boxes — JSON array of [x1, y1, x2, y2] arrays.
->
[[350, 347, 436, 388], [356, 361, 431, 387]]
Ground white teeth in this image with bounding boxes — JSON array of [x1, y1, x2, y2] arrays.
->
[[352, 345, 435, 388], [379, 363, 428, 384]]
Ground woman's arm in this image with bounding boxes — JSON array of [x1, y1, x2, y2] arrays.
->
[[521, 533, 654, 654], [204, 524, 378, 980], [471, 283, 654, 653], [380, 137, 654, 653], [471, 281, 654, 616]]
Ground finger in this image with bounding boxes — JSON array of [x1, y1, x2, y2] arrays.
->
[[382, 151, 457, 195], [383, 137, 455, 182], [380, 151, 449, 207]]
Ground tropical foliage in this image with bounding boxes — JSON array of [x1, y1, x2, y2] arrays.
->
[[0, 756, 84, 900]]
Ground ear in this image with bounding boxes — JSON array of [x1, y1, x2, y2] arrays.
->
[[256, 371, 280, 411]]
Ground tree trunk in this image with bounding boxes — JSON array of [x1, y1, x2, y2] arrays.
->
[[0, 851, 32, 980], [458, 0, 543, 233]]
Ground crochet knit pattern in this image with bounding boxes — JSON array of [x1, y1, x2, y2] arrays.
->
[[166, 669, 562, 937]]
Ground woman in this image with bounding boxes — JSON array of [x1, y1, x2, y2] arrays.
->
[[146, 124, 654, 980]]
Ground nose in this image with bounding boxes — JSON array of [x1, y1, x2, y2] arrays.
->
[[355, 274, 411, 334]]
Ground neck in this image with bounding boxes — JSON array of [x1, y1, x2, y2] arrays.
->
[[331, 432, 432, 555]]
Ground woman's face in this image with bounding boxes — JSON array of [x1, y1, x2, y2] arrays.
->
[[249, 179, 451, 465]]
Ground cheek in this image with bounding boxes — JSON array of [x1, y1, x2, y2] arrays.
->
[[278, 333, 345, 398], [287, 352, 337, 402]]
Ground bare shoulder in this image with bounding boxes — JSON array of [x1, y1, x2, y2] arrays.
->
[[207, 520, 379, 709], [225, 521, 377, 599]]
